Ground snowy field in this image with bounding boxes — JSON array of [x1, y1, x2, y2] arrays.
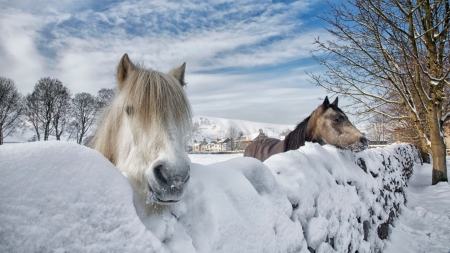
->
[[385, 158, 450, 253], [1, 142, 450, 252], [188, 153, 243, 165]]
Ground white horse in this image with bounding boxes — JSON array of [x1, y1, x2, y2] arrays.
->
[[91, 54, 192, 211]]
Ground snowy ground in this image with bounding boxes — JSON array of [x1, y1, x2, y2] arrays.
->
[[188, 153, 243, 165], [1, 142, 449, 252], [191, 152, 450, 252], [385, 158, 450, 253]]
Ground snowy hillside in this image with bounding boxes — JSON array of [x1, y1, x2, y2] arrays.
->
[[2, 141, 444, 252], [191, 116, 295, 143]]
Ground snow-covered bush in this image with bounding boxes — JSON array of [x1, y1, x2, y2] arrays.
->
[[0, 142, 418, 252]]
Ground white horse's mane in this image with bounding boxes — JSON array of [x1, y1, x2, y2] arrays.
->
[[91, 54, 193, 214], [91, 63, 192, 165]]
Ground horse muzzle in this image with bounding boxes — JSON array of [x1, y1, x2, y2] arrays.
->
[[348, 136, 368, 152], [146, 162, 190, 204]]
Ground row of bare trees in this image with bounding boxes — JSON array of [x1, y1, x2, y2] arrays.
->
[[0, 76, 114, 145]]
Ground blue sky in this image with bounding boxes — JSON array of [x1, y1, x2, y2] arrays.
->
[[0, 0, 335, 124]]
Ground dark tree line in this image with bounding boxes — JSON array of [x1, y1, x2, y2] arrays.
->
[[0, 76, 114, 145]]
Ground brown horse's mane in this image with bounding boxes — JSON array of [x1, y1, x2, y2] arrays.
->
[[284, 116, 310, 151], [284, 104, 345, 151]]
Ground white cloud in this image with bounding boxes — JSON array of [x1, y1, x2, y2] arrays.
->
[[0, 0, 334, 124], [0, 10, 49, 93]]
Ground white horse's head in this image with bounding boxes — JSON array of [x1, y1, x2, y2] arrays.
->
[[91, 54, 192, 205]]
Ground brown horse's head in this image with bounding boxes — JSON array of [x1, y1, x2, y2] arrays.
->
[[306, 96, 368, 152]]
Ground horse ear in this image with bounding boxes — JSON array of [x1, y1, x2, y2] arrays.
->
[[331, 97, 338, 106], [322, 96, 330, 108], [169, 62, 186, 86], [117, 53, 135, 90]]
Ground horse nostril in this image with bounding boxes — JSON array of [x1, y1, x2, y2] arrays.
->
[[153, 164, 168, 184], [360, 137, 368, 145], [171, 179, 184, 189]]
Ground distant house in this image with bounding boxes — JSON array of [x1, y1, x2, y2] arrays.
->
[[207, 138, 231, 152], [243, 129, 268, 141], [206, 140, 216, 151], [191, 139, 208, 152], [190, 129, 272, 152], [190, 138, 231, 152], [234, 129, 268, 150]]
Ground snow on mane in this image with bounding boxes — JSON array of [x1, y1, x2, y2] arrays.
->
[[0, 141, 420, 252]]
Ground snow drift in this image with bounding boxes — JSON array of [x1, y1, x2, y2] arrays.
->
[[0, 142, 419, 252]]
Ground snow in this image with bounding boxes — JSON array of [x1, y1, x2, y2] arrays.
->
[[0, 141, 164, 252], [1, 141, 449, 252], [1, 142, 304, 253], [263, 143, 418, 252], [385, 158, 450, 253], [188, 153, 242, 165]]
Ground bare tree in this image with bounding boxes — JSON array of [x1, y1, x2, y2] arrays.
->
[[69, 92, 98, 144], [52, 86, 71, 140], [24, 94, 43, 141], [96, 88, 115, 110], [186, 121, 200, 144], [309, 0, 450, 184], [24, 77, 71, 141], [226, 126, 240, 150], [364, 114, 392, 143], [0, 77, 23, 144]]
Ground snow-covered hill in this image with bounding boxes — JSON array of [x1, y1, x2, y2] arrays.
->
[[191, 116, 295, 143]]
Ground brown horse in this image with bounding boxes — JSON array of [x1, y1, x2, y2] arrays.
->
[[244, 97, 368, 162]]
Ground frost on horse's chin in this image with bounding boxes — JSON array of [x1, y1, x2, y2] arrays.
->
[[144, 187, 157, 205], [347, 142, 367, 153]]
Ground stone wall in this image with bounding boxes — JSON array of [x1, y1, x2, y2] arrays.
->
[[264, 143, 419, 252]]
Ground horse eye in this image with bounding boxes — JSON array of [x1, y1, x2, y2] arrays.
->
[[125, 106, 133, 115], [332, 118, 340, 123]]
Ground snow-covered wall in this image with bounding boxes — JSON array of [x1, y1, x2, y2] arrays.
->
[[264, 143, 418, 252], [0, 142, 419, 252]]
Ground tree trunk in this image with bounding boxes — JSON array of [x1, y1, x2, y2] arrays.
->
[[0, 123, 3, 145], [78, 129, 85, 145], [429, 105, 448, 185], [55, 126, 61, 141], [44, 122, 50, 141], [431, 139, 447, 185], [36, 128, 41, 141], [54, 123, 60, 140]]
